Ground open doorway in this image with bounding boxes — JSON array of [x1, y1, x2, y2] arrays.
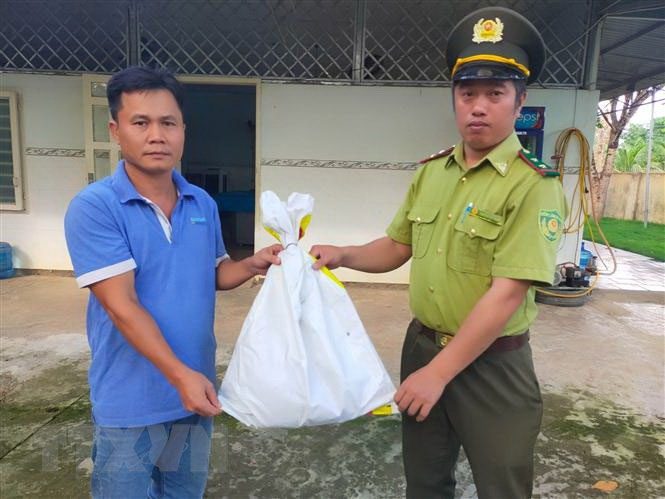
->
[[181, 83, 256, 259]]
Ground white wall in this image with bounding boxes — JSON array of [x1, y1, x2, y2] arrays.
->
[[257, 84, 452, 282], [0, 74, 598, 276], [257, 83, 600, 283], [0, 74, 87, 270]]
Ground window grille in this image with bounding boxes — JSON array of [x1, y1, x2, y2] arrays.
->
[[0, 91, 24, 210]]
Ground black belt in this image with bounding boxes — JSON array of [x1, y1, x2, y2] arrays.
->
[[415, 319, 529, 354]]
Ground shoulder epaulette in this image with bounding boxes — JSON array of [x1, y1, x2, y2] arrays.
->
[[518, 149, 560, 177], [419, 146, 454, 164]]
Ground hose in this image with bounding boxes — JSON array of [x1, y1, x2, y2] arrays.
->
[[535, 127, 617, 299]]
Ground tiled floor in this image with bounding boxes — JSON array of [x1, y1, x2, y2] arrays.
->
[[585, 241, 665, 292]]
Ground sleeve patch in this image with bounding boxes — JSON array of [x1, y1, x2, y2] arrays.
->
[[539, 209, 563, 241]]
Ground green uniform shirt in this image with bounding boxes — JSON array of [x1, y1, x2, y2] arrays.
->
[[387, 132, 567, 337]]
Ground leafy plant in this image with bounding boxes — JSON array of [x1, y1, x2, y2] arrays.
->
[[614, 142, 645, 172], [616, 117, 665, 171]]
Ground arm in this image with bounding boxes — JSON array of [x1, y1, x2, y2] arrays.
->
[[216, 244, 282, 290], [90, 271, 222, 417], [395, 276, 531, 421], [310, 236, 412, 273]]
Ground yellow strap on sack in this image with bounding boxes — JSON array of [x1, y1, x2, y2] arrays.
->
[[307, 254, 345, 289], [371, 402, 399, 416], [264, 221, 344, 289], [264, 225, 281, 242]]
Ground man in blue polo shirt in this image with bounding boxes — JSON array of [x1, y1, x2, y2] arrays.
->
[[64, 66, 281, 498]]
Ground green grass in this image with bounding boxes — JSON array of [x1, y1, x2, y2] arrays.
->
[[584, 217, 665, 261]]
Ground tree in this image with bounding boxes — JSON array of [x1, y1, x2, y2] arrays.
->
[[614, 142, 645, 172], [591, 85, 664, 219], [618, 117, 665, 170]]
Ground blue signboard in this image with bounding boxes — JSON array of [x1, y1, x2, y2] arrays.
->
[[516, 106, 545, 130], [515, 106, 546, 159]]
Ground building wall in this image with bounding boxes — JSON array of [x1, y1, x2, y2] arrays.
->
[[257, 84, 449, 283], [257, 83, 600, 282], [0, 74, 599, 276], [0, 73, 87, 270]]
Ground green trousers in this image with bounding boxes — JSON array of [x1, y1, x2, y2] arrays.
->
[[401, 319, 543, 499]]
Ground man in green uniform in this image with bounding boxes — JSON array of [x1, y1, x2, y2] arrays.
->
[[310, 6, 566, 499]]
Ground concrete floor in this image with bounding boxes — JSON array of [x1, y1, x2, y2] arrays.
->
[[590, 242, 665, 293], [1, 267, 664, 498]]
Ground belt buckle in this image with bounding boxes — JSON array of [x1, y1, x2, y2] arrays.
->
[[435, 332, 451, 348]]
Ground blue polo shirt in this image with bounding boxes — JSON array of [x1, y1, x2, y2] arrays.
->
[[64, 161, 227, 427]]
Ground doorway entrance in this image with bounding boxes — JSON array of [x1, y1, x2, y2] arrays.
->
[[181, 83, 256, 259]]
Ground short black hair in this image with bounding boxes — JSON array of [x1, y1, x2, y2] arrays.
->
[[512, 79, 527, 107], [106, 66, 184, 121]]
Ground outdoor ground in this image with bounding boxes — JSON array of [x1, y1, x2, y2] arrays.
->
[[0, 259, 663, 498]]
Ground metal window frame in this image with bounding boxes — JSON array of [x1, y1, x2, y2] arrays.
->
[[0, 90, 25, 211], [82, 74, 121, 183]]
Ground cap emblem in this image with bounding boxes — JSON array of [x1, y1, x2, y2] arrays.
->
[[472, 17, 504, 44]]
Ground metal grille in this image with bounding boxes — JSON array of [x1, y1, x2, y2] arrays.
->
[[0, 1, 128, 73], [363, 1, 457, 83], [363, 0, 590, 86], [524, 0, 590, 86], [0, 97, 16, 204], [1, 0, 589, 87], [139, 0, 355, 80]]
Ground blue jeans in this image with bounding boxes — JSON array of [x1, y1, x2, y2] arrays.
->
[[91, 414, 213, 499]]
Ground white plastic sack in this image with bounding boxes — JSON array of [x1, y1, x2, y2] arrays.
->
[[218, 191, 395, 428]]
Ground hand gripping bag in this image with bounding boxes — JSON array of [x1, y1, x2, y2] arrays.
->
[[218, 191, 395, 428]]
